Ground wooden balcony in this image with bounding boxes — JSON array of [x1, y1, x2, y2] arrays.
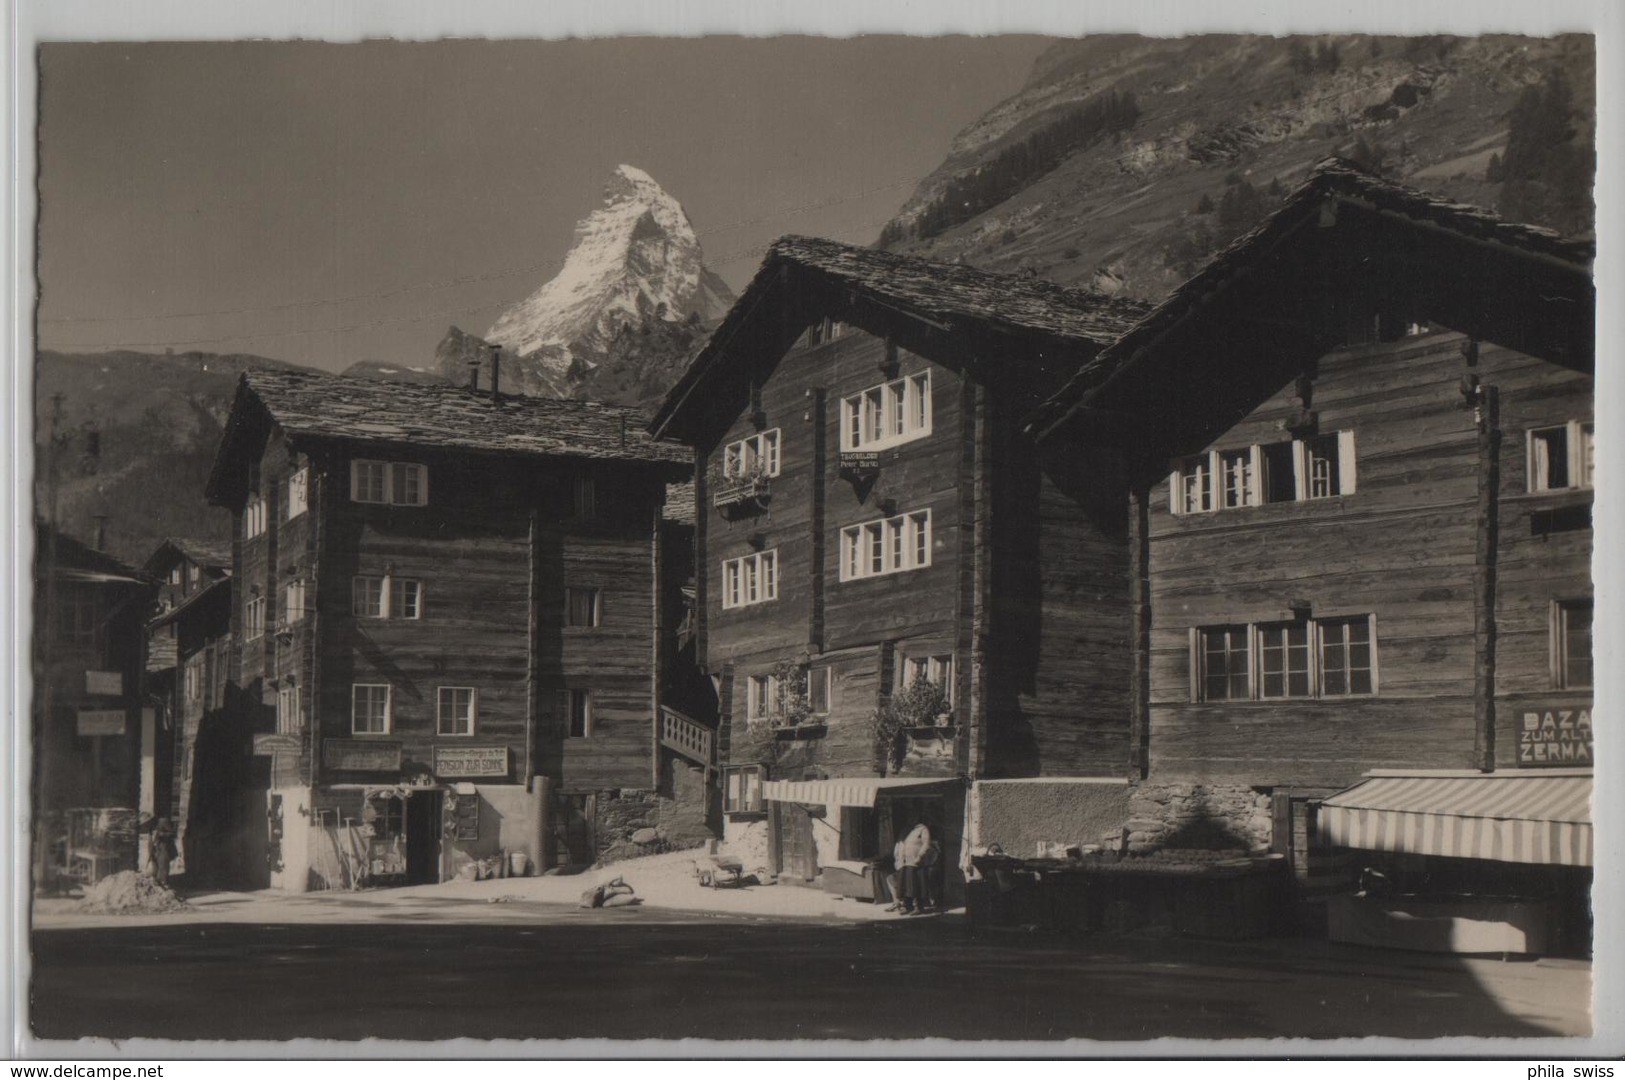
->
[[712, 475, 771, 513], [660, 706, 714, 772]]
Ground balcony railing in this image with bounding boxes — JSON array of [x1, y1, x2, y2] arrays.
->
[[660, 706, 714, 771], [712, 475, 772, 511]]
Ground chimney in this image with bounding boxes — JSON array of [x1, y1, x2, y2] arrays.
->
[[489, 346, 502, 401], [467, 359, 480, 392]]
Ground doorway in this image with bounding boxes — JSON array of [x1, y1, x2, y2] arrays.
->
[[777, 804, 818, 882], [404, 790, 443, 885]]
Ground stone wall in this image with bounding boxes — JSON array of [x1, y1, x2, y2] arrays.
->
[[974, 779, 1132, 857], [1125, 782, 1273, 854], [593, 763, 719, 864]]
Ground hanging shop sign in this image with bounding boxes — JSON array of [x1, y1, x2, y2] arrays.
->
[[253, 733, 303, 757], [84, 670, 125, 696], [838, 451, 881, 480], [1518, 708, 1593, 766], [322, 738, 403, 772], [76, 709, 127, 736], [434, 745, 509, 778]]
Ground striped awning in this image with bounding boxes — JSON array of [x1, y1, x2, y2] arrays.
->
[[1318, 772, 1593, 867], [762, 777, 958, 808]]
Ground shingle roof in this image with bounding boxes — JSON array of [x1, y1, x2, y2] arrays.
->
[[238, 368, 690, 466], [1030, 158, 1595, 439], [662, 481, 696, 526], [166, 537, 233, 572], [768, 236, 1154, 344], [651, 236, 1151, 439]]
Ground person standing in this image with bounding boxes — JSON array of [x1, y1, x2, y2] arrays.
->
[[149, 817, 177, 887]]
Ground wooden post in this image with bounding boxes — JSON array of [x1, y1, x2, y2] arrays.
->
[[530, 774, 552, 872], [1128, 481, 1152, 780], [808, 387, 827, 654], [1472, 383, 1502, 771]]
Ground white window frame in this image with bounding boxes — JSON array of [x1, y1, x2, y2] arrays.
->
[[839, 510, 931, 581], [723, 764, 766, 814], [350, 459, 428, 506], [1171, 431, 1357, 515], [746, 674, 780, 721], [841, 371, 932, 452], [1192, 615, 1379, 702], [282, 579, 306, 625], [352, 683, 392, 734], [721, 550, 778, 609], [245, 596, 266, 640], [352, 574, 422, 620], [723, 429, 781, 480], [276, 684, 302, 735], [244, 494, 268, 539], [437, 686, 477, 736], [899, 653, 955, 707], [184, 656, 204, 703], [169, 566, 183, 586], [286, 466, 310, 520], [1528, 421, 1595, 493]]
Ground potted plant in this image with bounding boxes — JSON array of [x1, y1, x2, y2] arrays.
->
[[870, 674, 951, 773]]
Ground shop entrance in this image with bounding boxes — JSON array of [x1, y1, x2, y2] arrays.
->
[[404, 790, 443, 885]]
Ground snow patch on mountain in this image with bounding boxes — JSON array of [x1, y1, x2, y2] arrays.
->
[[485, 165, 733, 383]]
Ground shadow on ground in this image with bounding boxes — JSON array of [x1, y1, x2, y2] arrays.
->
[[30, 914, 1580, 1043]]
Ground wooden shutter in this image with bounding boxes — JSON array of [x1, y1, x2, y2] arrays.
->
[[1337, 430, 1357, 496]]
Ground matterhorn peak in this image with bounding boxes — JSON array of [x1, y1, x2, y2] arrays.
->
[[485, 165, 732, 383]]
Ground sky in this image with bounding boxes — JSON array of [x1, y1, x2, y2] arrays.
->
[[34, 37, 1049, 372]]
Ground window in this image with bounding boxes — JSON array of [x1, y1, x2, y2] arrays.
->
[[283, 579, 306, 625], [804, 318, 845, 348], [352, 575, 421, 619], [901, 653, 955, 707], [573, 477, 596, 519], [286, 467, 309, 520], [350, 459, 428, 506], [839, 510, 931, 581], [747, 674, 780, 721], [245, 495, 267, 539], [841, 371, 932, 451], [391, 577, 422, 620], [276, 684, 301, 734], [169, 566, 183, 586], [568, 690, 593, 738], [807, 667, 831, 715], [1554, 600, 1593, 689], [721, 550, 778, 609], [1171, 431, 1357, 514], [723, 429, 782, 479], [1199, 626, 1252, 701], [245, 596, 266, 640], [566, 587, 601, 627], [723, 764, 765, 814], [185, 655, 204, 703], [352, 683, 391, 734], [1194, 615, 1378, 701], [55, 585, 100, 645], [1529, 421, 1594, 492], [437, 687, 477, 736]]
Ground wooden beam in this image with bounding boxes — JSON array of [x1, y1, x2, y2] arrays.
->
[[1127, 482, 1151, 780], [1473, 383, 1502, 771]]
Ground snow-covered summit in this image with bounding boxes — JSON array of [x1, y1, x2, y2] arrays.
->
[[485, 165, 733, 377]]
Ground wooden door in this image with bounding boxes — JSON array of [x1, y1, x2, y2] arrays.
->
[[780, 804, 818, 882], [405, 791, 443, 885]]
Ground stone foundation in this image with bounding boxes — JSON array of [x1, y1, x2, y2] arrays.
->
[[1124, 782, 1274, 855], [593, 761, 718, 864], [973, 778, 1132, 857]]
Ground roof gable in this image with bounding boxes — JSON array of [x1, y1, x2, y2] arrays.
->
[[650, 236, 1150, 443], [208, 368, 690, 505], [1032, 159, 1595, 445]]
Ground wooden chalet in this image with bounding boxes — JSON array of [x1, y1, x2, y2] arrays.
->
[[1031, 160, 1595, 950], [652, 237, 1150, 898], [143, 537, 241, 885], [206, 366, 691, 890], [33, 523, 155, 892]]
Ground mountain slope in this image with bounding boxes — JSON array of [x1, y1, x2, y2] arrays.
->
[[33, 350, 321, 563], [879, 34, 1594, 301]]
